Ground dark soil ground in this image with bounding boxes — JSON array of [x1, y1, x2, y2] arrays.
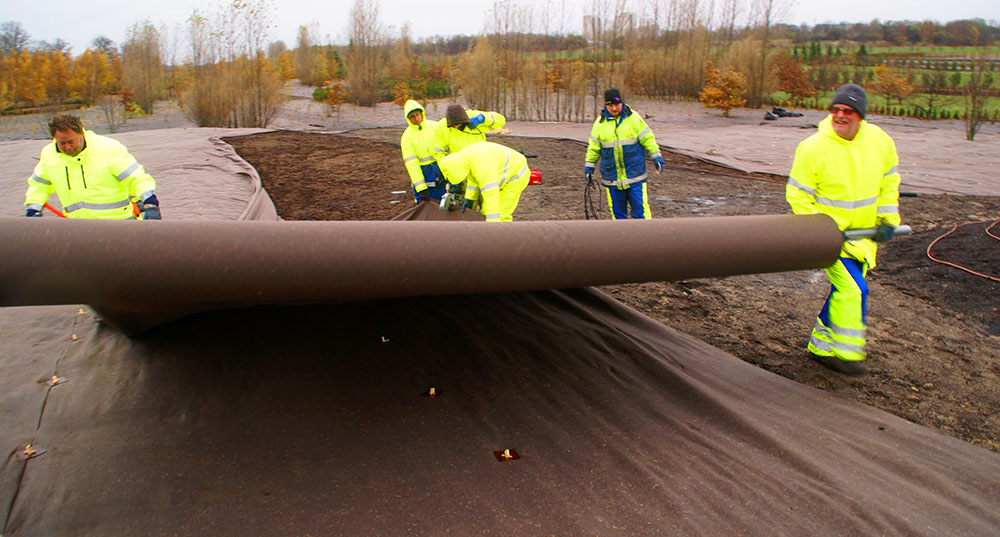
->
[[224, 129, 1000, 454]]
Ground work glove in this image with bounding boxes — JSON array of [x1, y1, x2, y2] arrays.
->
[[418, 190, 431, 202], [652, 156, 665, 172], [142, 204, 162, 220], [873, 222, 896, 242], [461, 198, 476, 213], [468, 113, 485, 128], [25, 208, 41, 217], [585, 172, 593, 183]]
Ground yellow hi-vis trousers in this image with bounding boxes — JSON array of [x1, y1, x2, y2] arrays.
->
[[808, 257, 869, 362], [485, 173, 529, 222]]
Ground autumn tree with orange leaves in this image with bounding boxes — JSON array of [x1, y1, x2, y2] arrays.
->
[[699, 60, 747, 117]]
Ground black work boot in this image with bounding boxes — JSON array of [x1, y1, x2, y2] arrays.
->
[[810, 353, 867, 376]]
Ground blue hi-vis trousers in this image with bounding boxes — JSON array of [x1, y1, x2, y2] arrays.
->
[[808, 257, 869, 362], [606, 182, 651, 219]]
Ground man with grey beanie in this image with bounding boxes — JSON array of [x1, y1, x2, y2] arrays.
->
[[785, 83, 903, 376]]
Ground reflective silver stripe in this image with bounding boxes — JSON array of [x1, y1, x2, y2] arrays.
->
[[827, 320, 866, 339], [602, 174, 647, 188], [589, 136, 601, 145], [878, 205, 899, 215], [815, 195, 877, 210], [30, 173, 52, 185], [418, 155, 435, 164], [484, 213, 500, 220], [139, 190, 156, 203], [830, 338, 865, 354], [813, 321, 865, 353], [809, 334, 832, 353], [649, 151, 662, 159], [788, 176, 877, 210], [637, 127, 650, 138], [600, 138, 639, 148], [116, 161, 140, 182], [884, 165, 898, 176], [413, 179, 427, 188], [434, 146, 447, 154], [26, 203, 43, 211], [403, 155, 419, 163], [501, 165, 528, 188], [465, 185, 480, 195], [787, 176, 816, 195], [499, 149, 511, 185], [496, 148, 528, 188], [584, 161, 596, 169], [480, 181, 499, 192], [64, 198, 131, 213], [813, 320, 832, 340]]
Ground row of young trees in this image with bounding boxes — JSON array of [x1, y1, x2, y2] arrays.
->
[[1, 0, 996, 137], [0, 3, 288, 128]]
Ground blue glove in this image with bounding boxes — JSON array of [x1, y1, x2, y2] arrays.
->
[[873, 223, 896, 242], [469, 114, 485, 128], [585, 172, 593, 183], [26, 208, 42, 217], [652, 156, 665, 171]]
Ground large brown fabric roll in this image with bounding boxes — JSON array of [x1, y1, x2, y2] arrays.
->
[[0, 214, 840, 333]]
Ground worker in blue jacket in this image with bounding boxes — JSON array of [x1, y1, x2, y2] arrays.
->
[[584, 88, 664, 219]]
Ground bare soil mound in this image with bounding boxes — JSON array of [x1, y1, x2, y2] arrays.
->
[[224, 129, 1000, 453]]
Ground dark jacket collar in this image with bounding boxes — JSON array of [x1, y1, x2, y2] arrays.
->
[[600, 104, 632, 123]]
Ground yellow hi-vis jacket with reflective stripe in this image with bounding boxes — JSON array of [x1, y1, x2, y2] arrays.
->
[[25, 130, 156, 220], [432, 109, 505, 160], [786, 116, 901, 268], [400, 99, 440, 194], [584, 105, 661, 190], [437, 141, 528, 222]]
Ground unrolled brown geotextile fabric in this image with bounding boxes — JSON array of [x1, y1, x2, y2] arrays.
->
[[2, 134, 999, 536], [2, 290, 999, 536]]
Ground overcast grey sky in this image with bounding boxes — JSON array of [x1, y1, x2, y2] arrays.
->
[[5, 0, 998, 55]]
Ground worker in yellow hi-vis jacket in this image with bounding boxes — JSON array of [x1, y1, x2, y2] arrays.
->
[[437, 141, 529, 222], [24, 114, 161, 220], [786, 84, 902, 376]]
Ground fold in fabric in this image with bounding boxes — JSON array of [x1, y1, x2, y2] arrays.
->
[[0, 213, 841, 334]]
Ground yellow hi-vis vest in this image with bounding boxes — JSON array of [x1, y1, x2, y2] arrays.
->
[[25, 130, 156, 220], [786, 116, 901, 268]]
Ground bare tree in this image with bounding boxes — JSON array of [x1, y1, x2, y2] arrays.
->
[[458, 36, 500, 111], [91, 36, 117, 57], [964, 29, 993, 141], [746, 0, 786, 108], [122, 20, 164, 114], [719, 0, 743, 50], [182, 1, 284, 128], [345, 0, 386, 106], [0, 21, 30, 55], [97, 95, 126, 133]]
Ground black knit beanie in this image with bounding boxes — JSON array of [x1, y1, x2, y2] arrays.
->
[[604, 88, 623, 105], [830, 84, 866, 118]]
